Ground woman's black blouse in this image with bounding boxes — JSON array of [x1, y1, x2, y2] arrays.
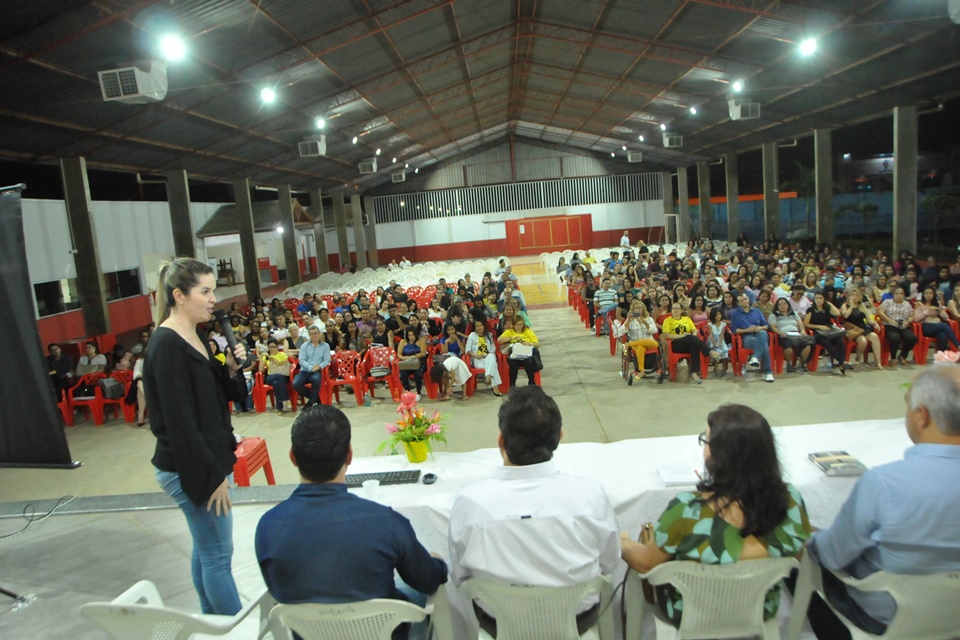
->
[[144, 327, 238, 506]]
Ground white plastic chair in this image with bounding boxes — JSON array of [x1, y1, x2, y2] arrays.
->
[[268, 598, 430, 640], [461, 575, 614, 640], [624, 558, 798, 640], [79, 580, 276, 640], [786, 551, 960, 640]]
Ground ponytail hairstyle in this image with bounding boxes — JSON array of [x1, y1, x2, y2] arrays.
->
[[155, 258, 215, 326]]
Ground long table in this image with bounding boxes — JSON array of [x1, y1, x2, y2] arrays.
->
[[345, 418, 910, 638]]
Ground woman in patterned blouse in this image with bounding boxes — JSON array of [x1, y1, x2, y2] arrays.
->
[[620, 404, 811, 627], [877, 286, 918, 366]]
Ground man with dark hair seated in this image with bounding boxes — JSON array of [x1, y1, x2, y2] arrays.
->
[[255, 405, 447, 640], [448, 387, 620, 637]]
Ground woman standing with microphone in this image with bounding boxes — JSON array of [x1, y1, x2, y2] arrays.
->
[[144, 258, 246, 615]]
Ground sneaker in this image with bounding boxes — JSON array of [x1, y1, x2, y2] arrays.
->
[[797, 363, 808, 373], [786, 364, 796, 374], [764, 373, 774, 383], [748, 356, 760, 369]]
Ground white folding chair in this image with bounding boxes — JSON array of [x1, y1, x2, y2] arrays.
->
[[461, 575, 614, 640], [786, 550, 960, 640], [79, 580, 276, 640], [268, 598, 430, 640], [624, 557, 798, 640]]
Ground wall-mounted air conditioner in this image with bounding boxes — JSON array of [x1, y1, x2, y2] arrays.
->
[[391, 171, 406, 183], [98, 60, 168, 104], [728, 99, 761, 121], [298, 136, 327, 157], [627, 151, 643, 163], [662, 133, 683, 148], [358, 158, 377, 174]]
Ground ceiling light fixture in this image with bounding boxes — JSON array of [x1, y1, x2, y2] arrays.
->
[[660, 123, 667, 131], [732, 80, 744, 93], [315, 117, 325, 129], [400, 201, 405, 207], [638, 135, 644, 142], [405, 163, 409, 168], [276, 225, 284, 234], [352, 136, 358, 144], [611, 152, 615, 157], [689, 107, 697, 115], [260, 87, 276, 104], [375, 148, 381, 155], [392, 157, 397, 163], [799, 37, 817, 56], [414, 167, 419, 173], [159, 34, 186, 62], [622, 145, 627, 150]]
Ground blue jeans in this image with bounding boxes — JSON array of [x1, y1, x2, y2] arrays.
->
[[293, 370, 324, 406], [156, 469, 241, 615], [396, 579, 429, 640], [743, 332, 772, 373], [921, 322, 960, 351], [264, 374, 290, 408], [598, 303, 618, 332]]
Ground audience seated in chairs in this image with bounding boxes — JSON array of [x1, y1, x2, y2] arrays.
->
[[877, 287, 918, 366], [396, 327, 428, 399], [661, 304, 719, 385], [614, 300, 658, 382], [293, 326, 331, 409], [620, 404, 811, 629], [464, 319, 503, 396], [769, 297, 814, 373], [804, 293, 848, 375], [731, 292, 775, 382], [261, 339, 292, 416], [429, 356, 471, 402], [497, 317, 540, 388], [47, 343, 74, 399]]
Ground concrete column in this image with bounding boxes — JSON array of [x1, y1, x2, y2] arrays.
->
[[59, 156, 110, 336], [332, 191, 349, 269], [232, 178, 261, 302], [277, 185, 301, 286], [814, 129, 835, 244], [350, 193, 368, 270], [893, 106, 918, 256], [164, 169, 195, 258], [677, 167, 690, 243], [762, 141, 779, 242], [725, 153, 740, 242], [363, 195, 379, 268], [697, 161, 712, 240], [308, 188, 329, 275], [661, 171, 674, 244]]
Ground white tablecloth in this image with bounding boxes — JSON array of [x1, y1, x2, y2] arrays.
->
[[346, 418, 910, 639]]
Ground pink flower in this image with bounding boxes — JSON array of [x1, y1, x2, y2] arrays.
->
[[424, 423, 441, 435], [399, 391, 418, 409], [384, 423, 399, 434], [933, 350, 960, 363], [430, 410, 441, 422]]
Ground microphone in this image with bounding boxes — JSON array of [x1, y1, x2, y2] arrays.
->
[[214, 309, 252, 368]]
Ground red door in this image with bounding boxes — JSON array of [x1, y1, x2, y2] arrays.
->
[[505, 215, 593, 256]]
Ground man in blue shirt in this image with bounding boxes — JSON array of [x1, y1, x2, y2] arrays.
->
[[296, 293, 315, 315], [730, 292, 773, 382], [292, 326, 331, 407], [803, 364, 960, 639], [256, 405, 447, 640]]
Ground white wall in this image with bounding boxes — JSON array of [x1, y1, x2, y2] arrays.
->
[[373, 199, 662, 251]]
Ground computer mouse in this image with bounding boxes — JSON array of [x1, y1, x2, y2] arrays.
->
[[422, 473, 437, 485]]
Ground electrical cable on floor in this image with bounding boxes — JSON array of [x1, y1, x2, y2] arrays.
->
[[0, 496, 76, 540]]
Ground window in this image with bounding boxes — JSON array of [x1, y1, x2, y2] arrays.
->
[[105, 268, 142, 301], [34, 278, 82, 317]]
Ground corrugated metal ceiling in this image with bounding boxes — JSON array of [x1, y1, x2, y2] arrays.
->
[[0, 0, 957, 190]]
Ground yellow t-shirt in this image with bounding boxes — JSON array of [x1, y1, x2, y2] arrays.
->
[[662, 316, 696, 336], [262, 351, 290, 375], [500, 328, 539, 345]]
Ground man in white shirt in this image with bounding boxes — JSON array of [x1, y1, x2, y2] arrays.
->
[[448, 387, 620, 637], [620, 229, 631, 248]]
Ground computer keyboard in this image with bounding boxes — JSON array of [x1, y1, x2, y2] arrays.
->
[[345, 470, 422, 488]]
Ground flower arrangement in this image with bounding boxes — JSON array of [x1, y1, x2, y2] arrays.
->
[[377, 391, 447, 460], [933, 350, 960, 364]]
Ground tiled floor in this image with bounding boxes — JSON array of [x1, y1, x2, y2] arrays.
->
[[0, 259, 913, 638]]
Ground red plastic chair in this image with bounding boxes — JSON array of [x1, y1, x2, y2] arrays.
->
[[495, 349, 542, 395], [71, 373, 107, 425], [326, 351, 365, 406], [362, 346, 402, 402], [731, 332, 775, 377], [105, 370, 136, 423], [253, 369, 297, 413], [96, 333, 117, 356], [287, 361, 331, 409], [57, 389, 74, 427], [422, 344, 444, 400], [912, 320, 960, 364], [233, 437, 276, 486], [664, 335, 709, 382], [595, 309, 615, 337]]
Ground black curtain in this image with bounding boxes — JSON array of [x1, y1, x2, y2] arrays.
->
[[0, 185, 76, 467]]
